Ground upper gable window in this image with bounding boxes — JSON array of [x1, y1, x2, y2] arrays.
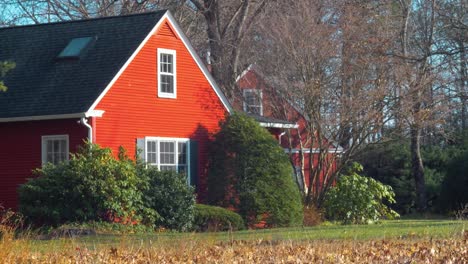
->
[[58, 37, 95, 59], [243, 89, 263, 116], [158, 48, 177, 99]]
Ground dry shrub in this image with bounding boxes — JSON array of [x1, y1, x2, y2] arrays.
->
[[0, 205, 23, 241], [303, 205, 323, 226]]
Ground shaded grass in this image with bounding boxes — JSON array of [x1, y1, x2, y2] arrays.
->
[[22, 219, 466, 252]]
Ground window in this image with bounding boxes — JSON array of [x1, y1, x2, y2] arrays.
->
[[139, 137, 189, 176], [243, 89, 263, 115], [58, 37, 95, 59], [41, 135, 69, 166], [158, 48, 177, 98]]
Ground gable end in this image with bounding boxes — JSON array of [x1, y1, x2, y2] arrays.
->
[[87, 11, 232, 114]]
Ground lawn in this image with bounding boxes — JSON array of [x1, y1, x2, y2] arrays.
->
[[1, 219, 466, 262]]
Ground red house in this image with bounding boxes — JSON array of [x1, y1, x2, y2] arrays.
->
[[234, 65, 341, 195], [0, 11, 232, 209]]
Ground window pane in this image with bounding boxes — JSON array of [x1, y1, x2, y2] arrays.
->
[[47, 140, 53, 153], [146, 141, 158, 164], [160, 54, 173, 74], [244, 90, 262, 115], [161, 75, 174, 93], [160, 141, 175, 165], [53, 140, 60, 152], [47, 153, 53, 164], [178, 142, 187, 164], [161, 165, 176, 171]]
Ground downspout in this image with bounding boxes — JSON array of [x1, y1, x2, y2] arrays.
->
[[278, 131, 286, 145], [80, 117, 93, 143]]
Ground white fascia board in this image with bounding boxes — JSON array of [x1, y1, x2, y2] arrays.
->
[[235, 64, 254, 82], [0, 110, 104, 122], [87, 11, 169, 112], [0, 113, 84, 122], [85, 110, 105, 117], [259, 122, 299, 129], [165, 12, 233, 114]]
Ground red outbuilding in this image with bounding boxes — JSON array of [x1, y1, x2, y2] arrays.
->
[[234, 65, 341, 195]]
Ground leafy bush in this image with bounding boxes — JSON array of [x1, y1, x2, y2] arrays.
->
[[325, 163, 399, 224], [193, 204, 244, 231], [142, 168, 195, 231], [207, 112, 303, 227], [18, 143, 157, 226]]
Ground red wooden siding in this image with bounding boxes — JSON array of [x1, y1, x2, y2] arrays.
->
[[158, 21, 177, 38], [0, 119, 87, 209], [236, 68, 339, 191], [94, 18, 227, 200]]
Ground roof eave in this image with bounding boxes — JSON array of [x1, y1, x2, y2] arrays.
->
[[0, 110, 104, 122], [259, 122, 299, 129]]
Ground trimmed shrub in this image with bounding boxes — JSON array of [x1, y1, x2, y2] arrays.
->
[[18, 143, 157, 226], [193, 204, 244, 232], [142, 168, 196, 231], [207, 112, 303, 227], [324, 163, 400, 224]]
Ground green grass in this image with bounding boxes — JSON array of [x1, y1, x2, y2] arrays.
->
[[23, 219, 466, 252]]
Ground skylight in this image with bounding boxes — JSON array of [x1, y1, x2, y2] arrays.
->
[[58, 37, 95, 59]]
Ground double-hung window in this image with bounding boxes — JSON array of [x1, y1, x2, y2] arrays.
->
[[243, 89, 263, 116], [157, 48, 176, 98], [140, 137, 189, 176], [41, 135, 69, 166]]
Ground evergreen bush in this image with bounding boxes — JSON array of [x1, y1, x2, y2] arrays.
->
[[142, 168, 195, 231], [207, 112, 303, 227]]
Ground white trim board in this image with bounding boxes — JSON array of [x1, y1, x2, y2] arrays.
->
[[87, 11, 233, 114], [157, 48, 177, 99], [0, 110, 104, 123], [259, 122, 298, 129], [283, 148, 344, 154]]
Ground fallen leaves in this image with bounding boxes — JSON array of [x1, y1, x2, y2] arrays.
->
[[1, 234, 467, 263]]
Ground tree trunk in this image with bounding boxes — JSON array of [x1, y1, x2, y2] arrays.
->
[[410, 124, 426, 211], [458, 38, 467, 131]]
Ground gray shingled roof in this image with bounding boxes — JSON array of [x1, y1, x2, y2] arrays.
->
[[0, 11, 166, 118]]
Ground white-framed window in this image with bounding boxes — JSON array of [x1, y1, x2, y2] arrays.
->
[[137, 137, 190, 181], [41, 135, 69, 166], [157, 48, 177, 98], [243, 89, 263, 116]]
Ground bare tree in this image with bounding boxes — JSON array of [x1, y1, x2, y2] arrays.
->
[[187, 0, 273, 100], [255, 0, 395, 207], [391, 0, 454, 211]]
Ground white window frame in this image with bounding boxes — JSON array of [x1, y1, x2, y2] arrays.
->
[[157, 48, 177, 99], [243, 89, 263, 116], [41, 134, 69, 166], [143, 137, 190, 183]]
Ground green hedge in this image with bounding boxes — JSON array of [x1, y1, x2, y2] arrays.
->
[[193, 204, 244, 232]]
